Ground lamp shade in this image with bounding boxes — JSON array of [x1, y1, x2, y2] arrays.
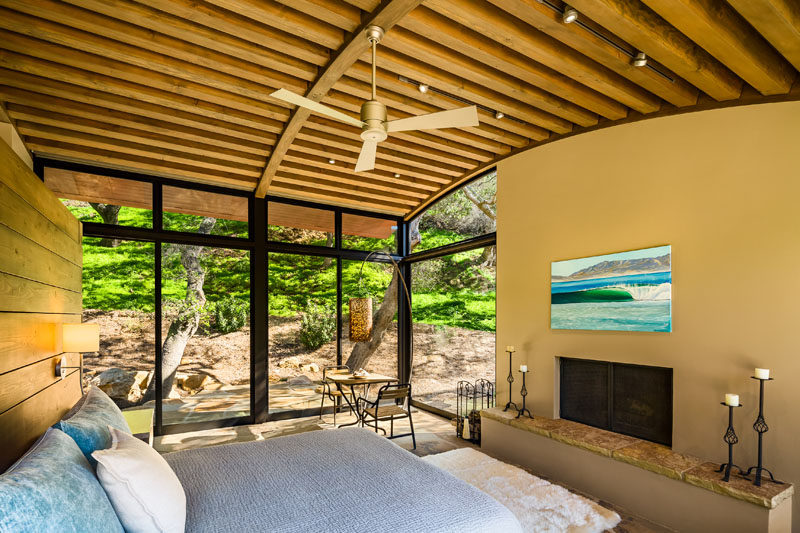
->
[[348, 297, 373, 342], [62, 323, 100, 352]]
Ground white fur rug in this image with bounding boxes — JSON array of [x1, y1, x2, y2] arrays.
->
[[422, 447, 620, 533]]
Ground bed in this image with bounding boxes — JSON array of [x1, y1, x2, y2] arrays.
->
[[165, 427, 523, 533]]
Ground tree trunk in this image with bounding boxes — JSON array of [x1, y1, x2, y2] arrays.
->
[[321, 232, 334, 268], [345, 219, 420, 371], [89, 203, 122, 247], [141, 217, 216, 403]]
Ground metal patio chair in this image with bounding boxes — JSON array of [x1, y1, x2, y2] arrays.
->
[[357, 383, 416, 449]]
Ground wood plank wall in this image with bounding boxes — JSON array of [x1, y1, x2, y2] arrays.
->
[[0, 138, 83, 471]]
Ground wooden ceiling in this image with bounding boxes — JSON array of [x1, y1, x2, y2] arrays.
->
[[1, 0, 798, 220]]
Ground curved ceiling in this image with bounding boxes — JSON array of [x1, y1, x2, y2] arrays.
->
[[0, 0, 798, 219]]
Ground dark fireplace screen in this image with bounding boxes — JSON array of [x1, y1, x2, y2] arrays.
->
[[559, 358, 673, 446]]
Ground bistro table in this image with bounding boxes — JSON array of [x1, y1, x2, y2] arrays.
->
[[326, 372, 398, 428]]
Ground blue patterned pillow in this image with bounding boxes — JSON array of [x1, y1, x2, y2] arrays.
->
[[0, 428, 124, 533], [56, 386, 131, 466]]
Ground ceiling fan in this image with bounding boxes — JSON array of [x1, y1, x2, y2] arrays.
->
[[270, 25, 479, 173]]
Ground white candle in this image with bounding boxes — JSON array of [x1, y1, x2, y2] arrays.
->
[[520, 365, 528, 372], [506, 345, 516, 352], [725, 393, 739, 407], [755, 368, 770, 379]]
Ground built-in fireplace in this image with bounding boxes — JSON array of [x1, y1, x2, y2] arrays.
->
[[559, 358, 673, 446]]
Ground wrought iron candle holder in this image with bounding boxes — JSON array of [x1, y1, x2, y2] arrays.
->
[[717, 402, 746, 482], [744, 377, 783, 486], [515, 369, 533, 419], [503, 349, 518, 412]]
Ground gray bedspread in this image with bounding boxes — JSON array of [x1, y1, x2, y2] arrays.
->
[[165, 428, 522, 533]]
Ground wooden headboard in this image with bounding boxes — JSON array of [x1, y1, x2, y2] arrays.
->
[[0, 140, 83, 471]]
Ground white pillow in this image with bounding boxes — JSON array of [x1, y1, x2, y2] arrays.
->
[[92, 426, 186, 533]]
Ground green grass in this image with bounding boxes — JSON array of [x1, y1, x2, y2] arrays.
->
[[72, 203, 495, 332]]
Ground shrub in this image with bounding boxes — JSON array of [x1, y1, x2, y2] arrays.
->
[[214, 295, 249, 333], [298, 301, 337, 350]]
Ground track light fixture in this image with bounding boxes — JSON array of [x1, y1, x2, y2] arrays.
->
[[495, 110, 504, 120], [562, 5, 578, 24], [631, 51, 647, 67], [418, 83, 429, 94]]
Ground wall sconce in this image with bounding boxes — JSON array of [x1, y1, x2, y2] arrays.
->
[[56, 323, 99, 379]]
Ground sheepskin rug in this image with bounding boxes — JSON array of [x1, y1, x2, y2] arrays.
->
[[422, 447, 620, 533]]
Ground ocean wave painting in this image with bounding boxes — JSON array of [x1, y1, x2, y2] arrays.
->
[[551, 245, 671, 332]]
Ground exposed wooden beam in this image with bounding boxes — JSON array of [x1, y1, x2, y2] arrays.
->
[[269, 180, 408, 214], [26, 139, 257, 189], [642, 0, 795, 95], [428, 0, 661, 114], [719, 0, 800, 74], [399, 7, 627, 121], [254, 0, 424, 198], [276, 163, 427, 201], [481, 0, 698, 108], [566, 0, 743, 100]]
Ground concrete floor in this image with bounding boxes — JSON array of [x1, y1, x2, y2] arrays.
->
[[155, 408, 673, 533]]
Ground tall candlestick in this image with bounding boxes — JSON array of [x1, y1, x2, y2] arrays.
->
[[744, 375, 783, 486], [516, 368, 533, 419], [502, 348, 518, 413], [716, 402, 745, 482]]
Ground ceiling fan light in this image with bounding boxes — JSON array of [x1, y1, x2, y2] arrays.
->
[[631, 51, 647, 67], [562, 5, 578, 24], [418, 83, 429, 94], [495, 110, 504, 120]]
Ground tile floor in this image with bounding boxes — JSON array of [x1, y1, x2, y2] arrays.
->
[[154, 407, 673, 532]]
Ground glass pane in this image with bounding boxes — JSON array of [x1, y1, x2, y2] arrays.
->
[[163, 186, 248, 238], [80, 237, 155, 411], [45, 168, 153, 228], [268, 253, 336, 413], [416, 171, 496, 252], [410, 246, 496, 413], [268, 202, 334, 246], [341, 259, 398, 380], [161, 243, 251, 426], [341, 213, 397, 251]]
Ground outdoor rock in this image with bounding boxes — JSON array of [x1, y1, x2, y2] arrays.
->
[[91, 368, 142, 404], [180, 373, 209, 392], [299, 363, 320, 373], [287, 375, 313, 386], [278, 357, 302, 369]]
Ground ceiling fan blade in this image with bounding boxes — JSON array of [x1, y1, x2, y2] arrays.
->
[[386, 105, 479, 133], [355, 140, 378, 172], [270, 88, 365, 129]]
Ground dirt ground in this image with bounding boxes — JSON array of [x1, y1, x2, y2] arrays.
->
[[82, 310, 495, 410]]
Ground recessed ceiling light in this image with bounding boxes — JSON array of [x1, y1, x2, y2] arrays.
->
[[562, 5, 578, 24], [495, 110, 504, 120], [394, 173, 401, 178], [631, 51, 647, 67], [328, 158, 335, 164], [418, 83, 429, 94]]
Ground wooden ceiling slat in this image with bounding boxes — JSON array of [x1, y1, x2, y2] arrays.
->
[[566, 0, 743, 101], [400, 7, 627, 121], [0, 92, 273, 155], [275, 0, 363, 33], [481, 0, 699, 108], [7, 106, 267, 167], [206, 0, 345, 51], [382, 28, 600, 126], [16, 122, 262, 177], [0, 72, 279, 145], [641, 0, 796, 95], [281, 150, 440, 191], [273, 172, 419, 206], [278, 160, 430, 199], [268, 180, 408, 214], [374, 47, 574, 133], [429, 0, 662, 114], [132, 0, 330, 65], [26, 139, 257, 189], [727, 0, 800, 73], [61, 0, 319, 80], [254, 0, 425, 197], [287, 138, 453, 184]]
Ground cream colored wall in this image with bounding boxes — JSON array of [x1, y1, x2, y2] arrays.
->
[[496, 101, 800, 530]]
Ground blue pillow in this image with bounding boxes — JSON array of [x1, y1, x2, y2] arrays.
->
[[0, 428, 124, 533], [56, 386, 131, 466]]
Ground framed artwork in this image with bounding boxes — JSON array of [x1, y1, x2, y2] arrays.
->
[[551, 245, 671, 332]]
